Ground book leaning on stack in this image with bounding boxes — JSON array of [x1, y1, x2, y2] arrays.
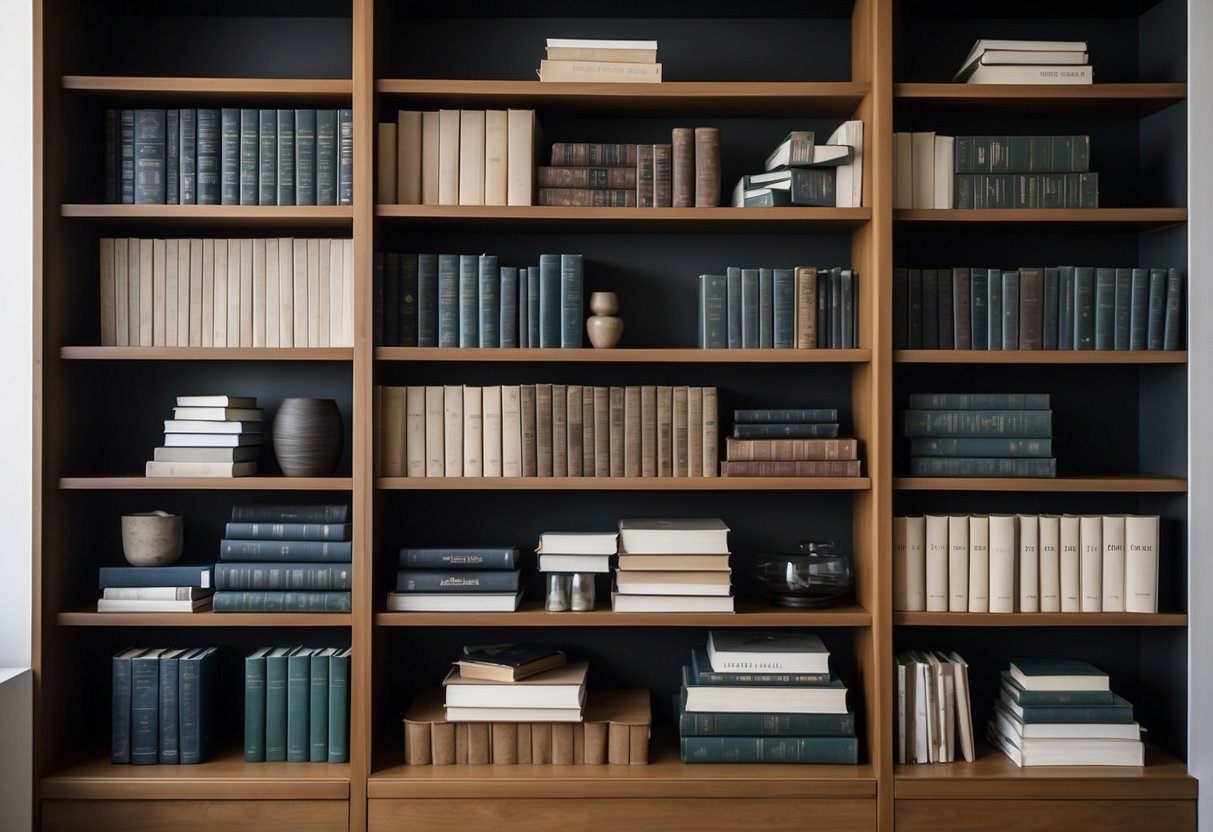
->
[[147, 395, 261, 477], [733, 122, 863, 208], [538, 38, 661, 84], [722, 408, 863, 477], [612, 518, 734, 613], [679, 631, 858, 763], [389, 546, 523, 612], [894, 650, 974, 764], [111, 646, 219, 765], [954, 39, 1092, 85], [98, 564, 215, 613], [243, 646, 351, 763]]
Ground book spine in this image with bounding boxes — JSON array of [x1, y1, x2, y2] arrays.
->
[[1080, 515, 1103, 612], [1147, 268, 1167, 349], [215, 562, 353, 591], [527, 265, 541, 346], [537, 166, 638, 188], [120, 109, 135, 203], [1018, 267, 1043, 349], [903, 409, 1052, 437], [238, 108, 258, 205], [105, 109, 118, 203], [720, 460, 861, 477], [908, 457, 1056, 477], [436, 254, 459, 347], [1074, 266, 1095, 350], [224, 522, 351, 541], [969, 268, 988, 350], [1094, 267, 1116, 350], [220, 539, 353, 562], [1129, 267, 1149, 350], [178, 649, 217, 765], [165, 109, 179, 204], [987, 268, 1002, 349], [741, 268, 759, 348], [726, 266, 742, 349], [948, 515, 970, 612], [679, 710, 853, 736], [244, 652, 267, 762], [937, 265, 954, 349], [561, 254, 584, 347], [680, 736, 858, 764], [672, 128, 694, 207], [478, 254, 500, 347], [697, 274, 728, 348], [295, 109, 317, 205], [158, 653, 180, 763], [925, 514, 948, 612], [230, 503, 350, 523], [265, 653, 288, 762], [315, 109, 338, 206], [907, 269, 922, 349], [178, 109, 196, 204], [212, 591, 353, 612], [129, 653, 160, 765], [111, 651, 135, 763], [286, 651, 311, 761], [908, 437, 1052, 457], [724, 437, 857, 460], [338, 109, 354, 205], [538, 254, 561, 348], [758, 268, 774, 348], [636, 145, 654, 207], [1164, 269, 1184, 349], [653, 143, 672, 207], [500, 266, 519, 348], [328, 651, 351, 762], [400, 254, 419, 347], [133, 109, 166, 204], [1019, 514, 1040, 613], [1113, 267, 1132, 350], [733, 423, 840, 438], [1016, 705, 1135, 724], [310, 652, 330, 762], [549, 142, 637, 167], [1041, 267, 1059, 350], [1060, 515, 1081, 612], [1102, 514, 1127, 612], [921, 269, 938, 349], [219, 107, 239, 205], [258, 109, 277, 205], [774, 268, 796, 349], [694, 126, 720, 207], [276, 109, 296, 205], [412, 253, 434, 348], [456, 255, 478, 348], [1058, 266, 1076, 349], [968, 515, 990, 612], [906, 392, 1049, 409], [395, 570, 521, 592], [537, 188, 636, 207]]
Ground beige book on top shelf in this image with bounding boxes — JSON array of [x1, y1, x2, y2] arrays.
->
[[538, 60, 662, 84], [546, 38, 658, 64]]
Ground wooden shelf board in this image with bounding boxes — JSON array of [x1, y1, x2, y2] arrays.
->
[[41, 747, 350, 801], [895, 349, 1186, 365], [61, 346, 352, 361], [894, 208, 1186, 231], [60, 204, 353, 227], [61, 75, 353, 101], [377, 347, 870, 363], [376, 600, 871, 628], [893, 83, 1186, 117], [894, 741, 1195, 800], [58, 476, 354, 490], [375, 204, 871, 231], [57, 609, 352, 628], [377, 476, 870, 491], [375, 79, 869, 116], [893, 475, 1186, 493], [894, 611, 1187, 627]]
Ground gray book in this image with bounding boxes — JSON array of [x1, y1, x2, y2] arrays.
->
[[295, 108, 317, 205], [219, 107, 239, 205], [316, 109, 337, 206]]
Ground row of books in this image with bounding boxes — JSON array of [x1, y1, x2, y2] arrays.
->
[[106, 108, 353, 206], [538, 37, 662, 85], [99, 237, 355, 349], [697, 267, 859, 350], [541, 132, 719, 207], [111, 646, 219, 764], [721, 409, 861, 477], [894, 650, 974, 764], [145, 394, 263, 479], [375, 109, 535, 206], [893, 513, 1161, 615], [372, 252, 583, 348], [894, 132, 1096, 209], [954, 38, 1093, 85], [894, 266, 1185, 352], [375, 384, 720, 479], [243, 646, 352, 763]]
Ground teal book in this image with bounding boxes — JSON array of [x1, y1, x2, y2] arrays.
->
[[258, 109, 277, 205], [1113, 267, 1132, 350], [219, 539, 353, 562], [688, 648, 831, 687], [527, 265, 541, 347], [675, 693, 855, 737], [740, 268, 759, 349], [1001, 270, 1019, 350], [179, 108, 196, 204], [1010, 658, 1109, 689], [245, 647, 272, 762], [265, 647, 294, 762], [986, 267, 1002, 350], [733, 423, 840, 438], [225, 522, 352, 542], [734, 408, 837, 424], [903, 409, 1053, 437], [921, 268, 938, 350], [133, 109, 166, 205], [478, 254, 500, 347], [909, 456, 1057, 477], [196, 109, 221, 204], [1147, 268, 1167, 350], [1093, 267, 1116, 350], [315, 109, 337, 206], [906, 393, 1049, 410], [287, 648, 316, 762], [906, 269, 922, 349], [1001, 693, 1135, 725], [909, 437, 1053, 457], [220, 107, 240, 205], [400, 253, 418, 346], [1042, 267, 1059, 350], [395, 569, 521, 592], [517, 265, 529, 347], [458, 253, 479, 348], [213, 591, 352, 613], [500, 266, 518, 348], [999, 671, 1115, 706], [165, 109, 179, 204], [310, 648, 336, 762], [179, 646, 219, 765], [130, 648, 163, 765], [338, 109, 354, 205], [1058, 266, 1076, 349], [892, 268, 908, 349], [239, 108, 258, 205], [417, 253, 439, 348], [758, 267, 774, 348], [276, 109, 296, 206], [328, 647, 352, 763], [399, 546, 520, 569], [1128, 267, 1149, 350], [216, 562, 352, 591], [158, 648, 188, 764], [560, 254, 584, 348], [1075, 266, 1095, 349], [697, 274, 727, 349], [538, 254, 561, 348], [295, 108, 317, 205], [725, 266, 742, 348], [230, 503, 350, 523], [681, 736, 858, 764], [111, 646, 144, 764], [1164, 268, 1184, 350], [969, 268, 989, 350]]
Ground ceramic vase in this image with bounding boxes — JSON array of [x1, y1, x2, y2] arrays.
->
[[273, 398, 344, 477], [586, 291, 623, 348]]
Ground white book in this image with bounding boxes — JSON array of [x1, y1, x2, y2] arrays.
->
[[1102, 515, 1126, 612], [987, 514, 1017, 613], [197, 238, 212, 347], [164, 239, 178, 347], [387, 590, 522, 612], [893, 132, 912, 210], [1060, 514, 1082, 612], [502, 384, 523, 477], [707, 630, 828, 673], [933, 135, 954, 208], [914, 652, 933, 762], [481, 385, 503, 477], [924, 514, 949, 612], [175, 395, 257, 407], [252, 238, 267, 347], [988, 719, 1143, 767], [163, 433, 261, 447], [443, 384, 464, 476], [443, 662, 587, 709], [947, 515, 969, 612], [328, 236, 343, 347], [827, 119, 863, 208], [955, 39, 1089, 79], [139, 238, 153, 346], [396, 110, 422, 205], [437, 109, 460, 206], [292, 238, 308, 347], [462, 385, 483, 477], [1079, 515, 1103, 612], [97, 596, 213, 612], [967, 514, 990, 612], [102, 587, 215, 601], [1038, 514, 1061, 612], [683, 679, 847, 715], [904, 515, 926, 611], [278, 238, 294, 347], [210, 238, 226, 346], [152, 238, 166, 346], [616, 553, 727, 571], [896, 656, 907, 764], [611, 593, 734, 613], [618, 518, 730, 554], [306, 238, 321, 347], [445, 704, 583, 723], [937, 653, 955, 762], [265, 236, 280, 347], [424, 385, 444, 476], [176, 237, 191, 346], [145, 460, 257, 477], [483, 109, 508, 206], [893, 516, 910, 611], [964, 64, 1093, 85], [1018, 514, 1039, 613], [537, 553, 613, 573], [405, 386, 426, 477], [910, 131, 935, 210], [421, 110, 440, 205], [615, 570, 731, 596], [1124, 514, 1160, 613], [458, 109, 485, 205], [538, 531, 618, 555], [153, 446, 259, 462], [316, 238, 331, 347], [506, 109, 536, 207], [546, 37, 658, 50], [342, 239, 354, 347], [948, 650, 975, 763]]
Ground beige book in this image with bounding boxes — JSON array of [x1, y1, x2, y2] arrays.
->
[[1079, 514, 1103, 612], [443, 385, 464, 477], [1038, 514, 1061, 613], [377, 121, 398, 203], [904, 515, 926, 611], [795, 266, 817, 348], [252, 238, 267, 347], [656, 386, 673, 477], [405, 386, 426, 477], [227, 238, 242, 346], [1101, 514, 1126, 612], [593, 387, 610, 477], [639, 385, 656, 477], [99, 238, 116, 345], [462, 385, 483, 477], [164, 239, 178, 347], [199, 238, 213, 347], [176, 239, 190, 347], [212, 238, 228, 346], [1059, 514, 1081, 612], [947, 515, 969, 612], [397, 110, 422, 204], [317, 238, 331, 347], [491, 724, 517, 765], [506, 109, 535, 206], [893, 132, 913, 210], [1124, 514, 1159, 614], [925, 514, 949, 612], [265, 237, 280, 347], [672, 386, 689, 477], [530, 723, 551, 764], [421, 110, 440, 205], [538, 59, 662, 83], [546, 45, 656, 63], [239, 238, 254, 347], [424, 385, 444, 476], [893, 517, 910, 610], [127, 238, 140, 346], [933, 135, 954, 208], [608, 386, 625, 477], [701, 386, 718, 476], [968, 515, 990, 612], [306, 238, 321, 347], [114, 237, 129, 346], [566, 385, 583, 476], [516, 722, 532, 764], [551, 383, 568, 476], [520, 385, 537, 477], [437, 109, 460, 205], [624, 386, 642, 477], [186, 239, 202, 345], [617, 554, 730, 571], [482, 385, 503, 477], [502, 384, 522, 478], [911, 131, 935, 210], [483, 109, 508, 206], [139, 238, 153, 346], [467, 722, 489, 764], [458, 109, 486, 205], [687, 387, 703, 477], [1019, 514, 1040, 613], [551, 723, 573, 765], [535, 383, 553, 476], [381, 385, 406, 477], [278, 238, 294, 347], [327, 238, 342, 347], [988, 514, 1017, 613], [293, 238, 308, 346], [581, 386, 595, 476], [152, 238, 166, 346], [342, 239, 354, 347]]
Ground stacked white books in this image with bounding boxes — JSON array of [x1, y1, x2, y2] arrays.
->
[[894, 649, 975, 764], [442, 660, 589, 722], [612, 518, 733, 612], [97, 564, 215, 613], [536, 531, 617, 574], [147, 395, 261, 477], [953, 39, 1092, 85], [538, 38, 661, 84], [987, 659, 1144, 767], [732, 121, 864, 209]]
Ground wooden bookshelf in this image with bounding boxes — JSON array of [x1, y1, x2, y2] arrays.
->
[[376, 347, 872, 363], [58, 477, 354, 490], [893, 208, 1187, 231], [893, 612, 1188, 628], [60, 204, 354, 227], [893, 82, 1186, 117], [57, 610, 353, 627]]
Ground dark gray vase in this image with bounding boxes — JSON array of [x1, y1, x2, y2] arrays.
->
[[272, 398, 343, 477]]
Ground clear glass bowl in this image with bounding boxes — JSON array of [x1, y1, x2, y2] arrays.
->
[[754, 541, 854, 608]]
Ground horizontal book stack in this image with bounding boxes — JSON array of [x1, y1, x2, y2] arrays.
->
[[99, 237, 355, 348], [893, 266, 1185, 351], [443, 659, 589, 722], [373, 251, 582, 348], [954, 39, 1092, 85], [894, 650, 974, 764], [679, 631, 858, 764], [375, 384, 720, 479], [613, 518, 734, 613], [893, 513, 1161, 614], [391, 546, 523, 613], [107, 107, 353, 206], [403, 687, 651, 765], [733, 122, 863, 208], [904, 393, 1056, 477], [111, 646, 219, 765], [988, 659, 1143, 767], [148, 395, 262, 477], [376, 108, 536, 206], [538, 37, 661, 85], [698, 266, 859, 349], [722, 408, 862, 477], [98, 564, 215, 613], [214, 503, 352, 612], [243, 646, 351, 763]]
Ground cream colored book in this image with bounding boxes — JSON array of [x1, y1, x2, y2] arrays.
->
[[988, 514, 1016, 613], [566, 385, 583, 477], [212, 237, 228, 346], [306, 238, 321, 347], [933, 135, 954, 208], [968, 514, 990, 612], [893, 132, 913, 210], [164, 239, 178, 347], [623, 386, 642, 477], [138, 238, 153, 346], [127, 238, 140, 346], [687, 387, 703, 477], [639, 385, 656, 477], [463, 385, 483, 477], [948, 515, 969, 612], [421, 110, 440, 205], [293, 238, 308, 347], [481, 385, 503, 477], [506, 109, 535, 206], [1018, 514, 1039, 613], [114, 236, 129, 346], [178, 238, 192, 347], [904, 516, 926, 611], [152, 238, 166, 346], [239, 238, 253, 347], [437, 109, 460, 205], [278, 238, 294, 347], [1079, 514, 1102, 612], [672, 386, 688, 477], [546, 44, 657, 63], [443, 384, 464, 477], [328, 237, 343, 347], [538, 59, 662, 83], [483, 109, 508, 206], [593, 386, 610, 477], [99, 237, 116, 345], [397, 110, 422, 205], [229, 238, 243, 346], [551, 383, 568, 477], [265, 237, 280, 347], [381, 385, 406, 477], [199, 237, 213, 347], [925, 514, 949, 612], [1124, 515, 1159, 614], [377, 121, 398, 203], [502, 384, 522, 477], [317, 238, 331, 347], [425, 385, 444, 476], [893, 516, 910, 611], [615, 570, 731, 596], [948, 651, 975, 763], [342, 239, 354, 347], [1060, 514, 1081, 612], [146, 460, 256, 478], [1038, 515, 1061, 612], [405, 386, 426, 477], [1101, 515, 1126, 612], [701, 386, 718, 477], [458, 109, 486, 205], [252, 238, 267, 347], [911, 131, 935, 210]]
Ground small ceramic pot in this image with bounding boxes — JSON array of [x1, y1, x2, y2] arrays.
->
[[121, 510, 183, 567], [586, 291, 623, 348], [272, 398, 344, 477]]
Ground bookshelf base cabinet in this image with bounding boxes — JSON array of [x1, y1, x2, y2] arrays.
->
[[41, 800, 350, 832]]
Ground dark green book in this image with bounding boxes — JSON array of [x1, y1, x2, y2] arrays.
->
[[265, 647, 293, 762], [680, 735, 858, 764], [286, 647, 315, 762], [1113, 267, 1132, 350], [500, 266, 518, 348], [130, 648, 164, 765], [784, 167, 835, 206], [338, 109, 354, 205], [1164, 268, 1184, 350], [1058, 266, 1076, 349], [398, 547, 521, 570], [244, 647, 271, 762], [458, 253, 479, 348], [215, 562, 353, 591], [909, 456, 1056, 477], [219, 539, 353, 562], [328, 647, 352, 763], [517, 266, 530, 347], [970, 268, 989, 350], [1147, 267, 1167, 350], [907, 393, 1050, 410], [295, 108, 317, 205], [395, 569, 521, 593], [165, 109, 179, 204], [829, 267, 843, 348], [537, 254, 561, 348], [689, 648, 831, 687], [741, 268, 759, 349], [258, 109, 277, 205], [937, 266, 953, 349], [224, 522, 352, 542], [1129, 267, 1149, 350], [179, 646, 219, 765], [920, 268, 938, 350], [1094, 267, 1116, 350], [561, 254, 584, 348], [698, 274, 728, 348], [1042, 267, 1059, 350], [276, 109, 296, 206], [1073, 266, 1095, 350], [841, 268, 857, 349], [400, 253, 418, 347], [986, 267, 1002, 350], [1000, 692, 1134, 725], [105, 109, 120, 202], [772, 268, 795, 349], [733, 423, 840, 438], [726, 266, 742, 348], [999, 671, 1115, 706], [179, 108, 196, 204], [816, 269, 830, 348], [231, 503, 350, 524], [219, 107, 239, 205], [111, 646, 144, 764], [478, 254, 500, 347], [158, 647, 187, 764], [213, 591, 352, 612], [310, 648, 336, 762], [675, 693, 854, 737], [909, 437, 1053, 457], [903, 409, 1052, 437], [239, 108, 258, 205], [758, 267, 774, 348], [133, 109, 166, 205], [952, 267, 971, 349], [417, 253, 439, 348], [315, 109, 337, 206], [1001, 270, 1019, 350]]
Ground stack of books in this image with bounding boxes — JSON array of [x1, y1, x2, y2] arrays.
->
[[904, 393, 1056, 477], [214, 503, 352, 612], [243, 646, 351, 763], [612, 518, 733, 612], [111, 646, 219, 765], [954, 39, 1091, 85], [733, 122, 863, 208], [389, 545, 523, 612], [538, 38, 661, 84], [443, 658, 589, 723], [679, 631, 858, 763], [148, 395, 261, 477], [894, 650, 975, 763], [98, 564, 215, 613], [988, 658, 1144, 767], [697, 266, 859, 349], [536, 531, 617, 574], [721, 408, 862, 477]]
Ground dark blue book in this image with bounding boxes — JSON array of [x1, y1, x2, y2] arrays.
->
[[220, 539, 353, 562], [213, 591, 352, 612], [1164, 268, 1184, 350], [527, 265, 541, 347], [130, 648, 162, 765], [688, 648, 832, 687], [437, 253, 460, 347], [1129, 267, 1149, 350], [892, 268, 908, 349], [740, 268, 759, 349], [99, 564, 214, 589], [417, 253, 439, 347], [1074, 266, 1095, 350], [909, 456, 1057, 477], [395, 569, 522, 592], [1058, 266, 1076, 349], [1113, 267, 1132, 350], [538, 254, 561, 348], [561, 254, 584, 348], [907, 393, 1050, 409], [517, 266, 530, 347], [216, 562, 353, 591], [265, 647, 292, 762], [133, 109, 166, 204], [772, 268, 794, 349], [196, 108, 220, 205], [909, 437, 1053, 457], [119, 109, 134, 203], [1001, 270, 1019, 350], [219, 107, 240, 205], [937, 267, 953, 349], [338, 109, 354, 205], [1093, 267, 1116, 350], [733, 423, 840, 438], [224, 521, 351, 541], [178, 108, 196, 205], [295, 109, 317, 205], [458, 254, 479, 348], [921, 268, 938, 350], [310, 649, 333, 762], [903, 409, 1053, 437], [500, 266, 519, 348], [970, 268, 989, 350], [987, 268, 1003, 350], [287, 648, 313, 761], [758, 267, 774, 348], [680, 736, 858, 764], [179, 646, 219, 765], [1004, 693, 1135, 725], [952, 268, 972, 349], [105, 109, 118, 203], [479, 254, 500, 347], [276, 109, 295, 206], [111, 646, 143, 763], [399, 546, 521, 569], [1018, 267, 1043, 350], [734, 408, 837, 424], [315, 109, 338, 206], [258, 109, 277, 205], [725, 266, 742, 349], [400, 253, 419, 347], [158, 648, 186, 764], [239, 108, 259, 205], [1147, 267, 1167, 350], [165, 109, 179, 204], [907, 268, 922, 349], [244, 647, 271, 762], [1042, 267, 1060, 350], [841, 269, 856, 349], [231, 502, 350, 523], [383, 252, 400, 346]]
